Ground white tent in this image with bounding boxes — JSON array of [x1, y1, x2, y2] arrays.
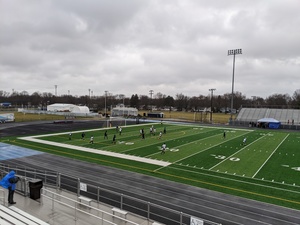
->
[[70, 105, 90, 114], [47, 103, 90, 114]]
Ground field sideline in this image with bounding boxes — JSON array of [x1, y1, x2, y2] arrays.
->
[[6, 122, 300, 210]]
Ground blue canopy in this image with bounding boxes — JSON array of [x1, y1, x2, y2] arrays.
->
[[257, 118, 281, 129]]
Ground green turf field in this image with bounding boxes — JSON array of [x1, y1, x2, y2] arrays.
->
[[8, 122, 300, 210]]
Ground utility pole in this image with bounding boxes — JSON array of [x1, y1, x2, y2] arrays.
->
[[105, 91, 108, 116], [228, 48, 242, 123], [209, 88, 216, 122]]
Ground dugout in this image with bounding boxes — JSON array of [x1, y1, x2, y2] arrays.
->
[[257, 118, 281, 129], [147, 112, 164, 118]]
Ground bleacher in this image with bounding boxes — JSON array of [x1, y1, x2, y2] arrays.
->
[[236, 108, 300, 124], [0, 204, 49, 225]]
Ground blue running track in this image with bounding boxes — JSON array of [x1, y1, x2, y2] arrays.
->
[[0, 143, 43, 161]]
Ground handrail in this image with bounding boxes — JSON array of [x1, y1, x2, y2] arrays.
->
[[0, 188, 5, 205], [1, 162, 220, 225], [41, 188, 139, 225]]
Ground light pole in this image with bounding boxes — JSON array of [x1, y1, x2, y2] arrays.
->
[[54, 85, 57, 96], [228, 48, 242, 122], [149, 90, 154, 111], [104, 91, 108, 117], [104, 91, 108, 127], [119, 94, 125, 116], [209, 88, 216, 122]]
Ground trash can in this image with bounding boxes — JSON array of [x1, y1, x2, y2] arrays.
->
[[29, 179, 43, 200]]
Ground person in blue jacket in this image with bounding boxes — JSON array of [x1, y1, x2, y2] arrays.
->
[[0, 170, 20, 204]]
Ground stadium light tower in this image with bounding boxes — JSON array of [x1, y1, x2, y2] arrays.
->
[[104, 91, 109, 127], [228, 48, 242, 122], [119, 94, 125, 116], [209, 88, 216, 122], [149, 90, 154, 111], [54, 85, 57, 96]]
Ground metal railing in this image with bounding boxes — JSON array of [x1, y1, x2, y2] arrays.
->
[[41, 188, 139, 225], [0, 163, 220, 225], [0, 188, 5, 205]]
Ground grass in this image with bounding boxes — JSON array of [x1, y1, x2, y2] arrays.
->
[[4, 122, 300, 211], [8, 112, 66, 122], [139, 110, 231, 124]]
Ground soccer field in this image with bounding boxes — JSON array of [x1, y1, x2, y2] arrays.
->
[[14, 122, 300, 210]]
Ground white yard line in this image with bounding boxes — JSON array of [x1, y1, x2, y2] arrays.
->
[[252, 134, 290, 178], [19, 136, 171, 167], [209, 131, 262, 170]]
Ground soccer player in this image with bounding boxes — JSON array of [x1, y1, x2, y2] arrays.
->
[[89, 136, 94, 144], [242, 137, 247, 145], [159, 131, 162, 139], [140, 128, 145, 139], [153, 128, 156, 135], [119, 127, 122, 135], [223, 131, 226, 139], [104, 130, 108, 139], [112, 134, 116, 144], [161, 143, 167, 154]]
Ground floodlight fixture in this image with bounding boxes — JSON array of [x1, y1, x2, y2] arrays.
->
[[228, 49, 242, 56]]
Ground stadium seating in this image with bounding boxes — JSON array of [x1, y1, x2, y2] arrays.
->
[[236, 108, 300, 124]]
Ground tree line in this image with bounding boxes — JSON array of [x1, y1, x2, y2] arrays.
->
[[1, 89, 300, 113]]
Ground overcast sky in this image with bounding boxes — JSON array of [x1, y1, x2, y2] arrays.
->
[[1, 0, 300, 99]]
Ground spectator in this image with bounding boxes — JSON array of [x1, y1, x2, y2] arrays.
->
[[0, 170, 20, 204]]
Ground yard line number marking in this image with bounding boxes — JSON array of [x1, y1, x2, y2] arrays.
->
[[211, 154, 240, 161]]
